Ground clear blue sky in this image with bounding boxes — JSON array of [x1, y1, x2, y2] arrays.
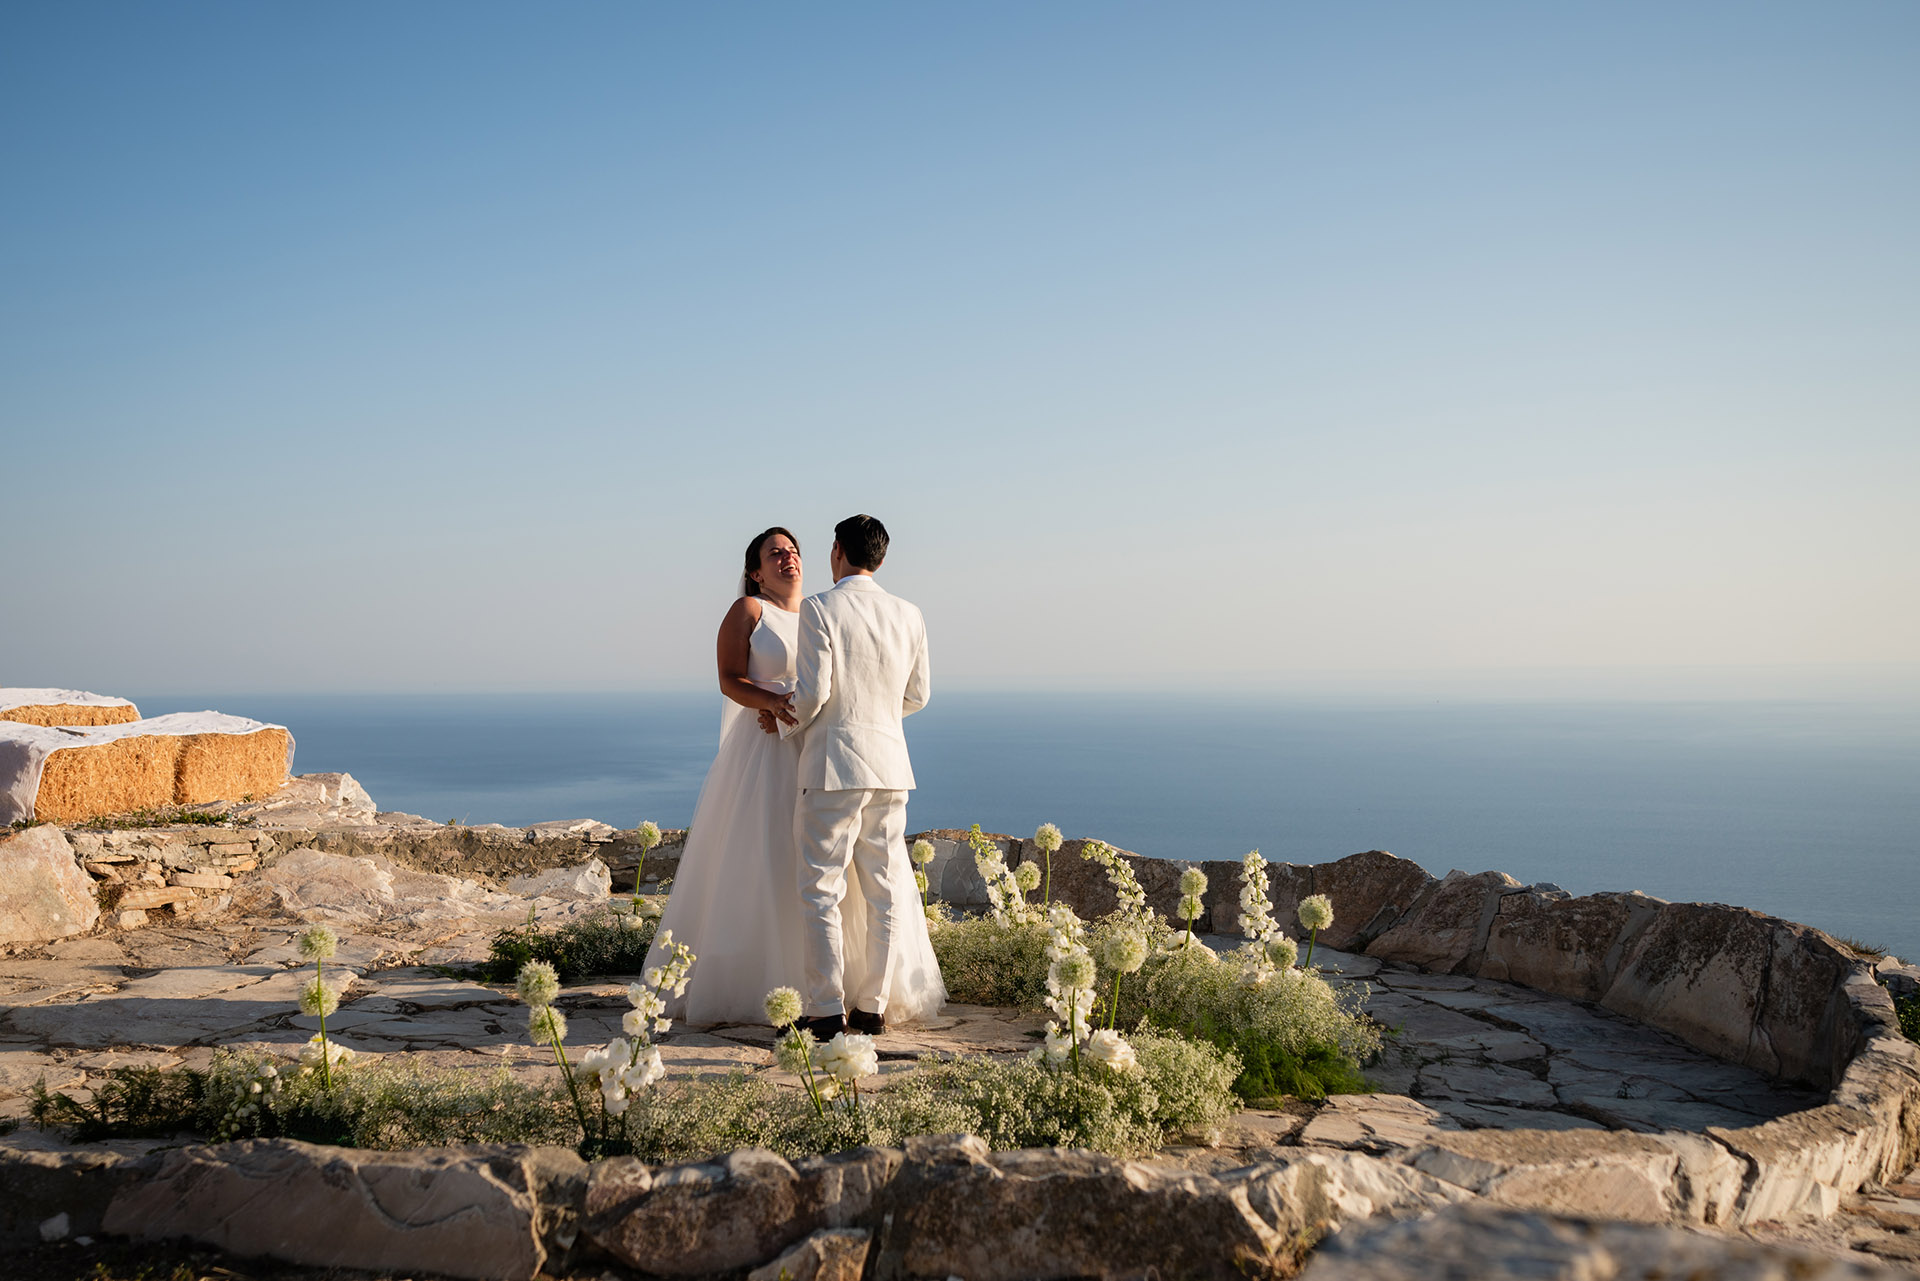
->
[[4, 3, 1915, 694]]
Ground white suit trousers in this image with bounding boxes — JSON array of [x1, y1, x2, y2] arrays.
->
[[795, 786, 903, 1017]]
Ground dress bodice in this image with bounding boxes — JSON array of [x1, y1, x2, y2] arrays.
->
[[747, 602, 800, 693]]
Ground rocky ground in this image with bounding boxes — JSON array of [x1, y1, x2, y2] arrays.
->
[[5, 841, 1916, 1274]]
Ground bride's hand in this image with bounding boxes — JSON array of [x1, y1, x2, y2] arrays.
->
[[767, 692, 798, 727], [756, 710, 780, 735]]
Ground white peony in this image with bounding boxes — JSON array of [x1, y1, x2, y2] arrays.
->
[[813, 1031, 880, 1084], [1086, 1029, 1137, 1072]]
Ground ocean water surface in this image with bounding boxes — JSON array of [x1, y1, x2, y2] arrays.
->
[[139, 691, 1920, 963]]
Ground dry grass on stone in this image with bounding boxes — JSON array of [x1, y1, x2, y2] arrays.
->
[[0, 702, 140, 727], [33, 728, 290, 822]]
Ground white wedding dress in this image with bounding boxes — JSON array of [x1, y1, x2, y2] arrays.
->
[[643, 600, 946, 1027]]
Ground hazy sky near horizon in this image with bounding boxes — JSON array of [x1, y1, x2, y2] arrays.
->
[[4, 3, 1916, 696]]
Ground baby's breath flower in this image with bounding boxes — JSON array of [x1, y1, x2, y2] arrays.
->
[[1086, 1028, 1137, 1071], [1014, 861, 1041, 893], [299, 976, 340, 1018], [910, 839, 936, 866], [1264, 933, 1300, 969], [296, 925, 338, 961], [528, 1005, 567, 1044], [1033, 823, 1063, 853], [515, 961, 560, 1008], [1178, 867, 1209, 897], [1298, 894, 1335, 933], [1097, 929, 1149, 975], [764, 987, 803, 1028]]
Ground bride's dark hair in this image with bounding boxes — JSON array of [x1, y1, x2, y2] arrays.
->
[[742, 527, 800, 598]]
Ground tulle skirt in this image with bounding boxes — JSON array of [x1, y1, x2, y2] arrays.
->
[[645, 712, 946, 1027]]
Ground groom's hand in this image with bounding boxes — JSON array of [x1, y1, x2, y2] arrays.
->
[[767, 692, 798, 727]]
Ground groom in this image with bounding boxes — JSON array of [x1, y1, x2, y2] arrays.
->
[[780, 513, 930, 1037]]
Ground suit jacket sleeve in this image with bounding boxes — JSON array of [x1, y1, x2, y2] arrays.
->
[[783, 596, 832, 739], [902, 612, 930, 717]]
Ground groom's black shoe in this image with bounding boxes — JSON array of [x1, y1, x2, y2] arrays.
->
[[795, 1014, 845, 1039], [847, 1008, 887, 1036]]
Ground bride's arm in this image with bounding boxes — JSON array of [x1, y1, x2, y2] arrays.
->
[[717, 598, 796, 722]]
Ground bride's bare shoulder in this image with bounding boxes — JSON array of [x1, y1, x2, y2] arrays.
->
[[723, 596, 762, 627]]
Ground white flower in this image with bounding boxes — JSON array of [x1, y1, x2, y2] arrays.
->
[[299, 975, 340, 1018], [1180, 893, 1204, 922], [643, 967, 663, 989], [636, 820, 662, 851], [516, 961, 560, 1007], [1033, 822, 1063, 853], [914, 869, 929, 894], [1264, 933, 1300, 969], [1086, 1028, 1137, 1071], [296, 925, 338, 961], [579, 1039, 623, 1080], [1178, 867, 1208, 897], [1174, 935, 1219, 960], [813, 1032, 879, 1084], [622, 1009, 647, 1037], [1050, 952, 1096, 993], [1014, 861, 1041, 893], [764, 987, 803, 1028], [622, 1046, 665, 1092], [776, 1028, 815, 1075], [910, 839, 936, 866], [528, 1005, 567, 1044], [1097, 929, 1149, 975], [1034, 1023, 1074, 1064], [1298, 894, 1334, 933], [636, 897, 664, 921], [300, 1032, 355, 1070]]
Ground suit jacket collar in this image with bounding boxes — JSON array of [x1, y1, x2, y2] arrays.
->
[[831, 575, 884, 593]]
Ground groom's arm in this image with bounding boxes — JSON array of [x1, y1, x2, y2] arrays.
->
[[902, 612, 930, 718], [782, 597, 832, 739]]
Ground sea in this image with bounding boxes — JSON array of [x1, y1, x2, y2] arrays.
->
[[135, 691, 1920, 964]]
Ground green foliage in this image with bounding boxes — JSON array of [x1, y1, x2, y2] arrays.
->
[[929, 915, 1051, 1007], [30, 1037, 1239, 1162], [478, 907, 658, 983], [78, 805, 242, 830], [1898, 993, 1919, 1043], [1834, 935, 1890, 960], [30, 1066, 205, 1142], [1136, 940, 1380, 1100], [32, 1052, 576, 1150]]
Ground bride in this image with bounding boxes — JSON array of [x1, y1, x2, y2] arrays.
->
[[642, 526, 946, 1028]]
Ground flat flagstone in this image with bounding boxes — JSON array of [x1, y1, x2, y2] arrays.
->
[[1417, 1060, 1559, 1109], [1299, 1093, 1462, 1153], [1425, 1100, 1607, 1132]]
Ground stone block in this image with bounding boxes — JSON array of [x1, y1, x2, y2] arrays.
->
[[113, 908, 149, 929], [1230, 1150, 1469, 1238], [102, 1140, 548, 1281], [1711, 1103, 1904, 1224], [506, 858, 611, 901], [1299, 1203, 1907, 1281], [1400, 1127, 1740, 1224], [0, 825, 101, 944], [169, 870, 232, 889], [1600, 901, 1773, 1073], [1296, 849, 1434, 951], [1478, 889, 1662, 1002], [1368, 869, 1521, 973], [747, 1228, 871, 1281], [0, 1147, 134, 1244], [114, 886, 198, 910]]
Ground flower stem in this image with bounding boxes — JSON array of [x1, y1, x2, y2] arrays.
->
[[1043, 848, 1052, 906], [1305, 926, 1319, 970], [315, 958, 332, 1090], [550, 1032, 591, 1136], [1107, 972, 1122, 1030]]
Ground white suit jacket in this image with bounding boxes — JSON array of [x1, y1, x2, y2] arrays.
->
[[783, 575, 930, 791]]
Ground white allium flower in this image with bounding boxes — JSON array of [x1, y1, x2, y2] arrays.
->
[[1180, 893, 1205, 922], [910, 839, 936, 866], [296, 924, 338, 961], [764, 987, 803, 1028], [1178, 867, 1209, 897], [1264, 933, 1300, 969], [1050, 951, 1097, 993], [299, 976, 340, 1018], [528, 1005, 568, 1044], [914, 869, 929, 894], [1298, 894, 1335, 932], [636, 820, 663, 851], [813, 1032, 880, 1084], [516, 961, 560, 1008], [1097, 929, 1149, 975], [776, 1028, 815, 1075], [1033, 822, 1063, 853], [1086, 1029, 1137, 1072], [1014, 861, 1041, 893]]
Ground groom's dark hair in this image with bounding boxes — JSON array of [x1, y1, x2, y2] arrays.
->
[[835, 514, 889, 571]]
